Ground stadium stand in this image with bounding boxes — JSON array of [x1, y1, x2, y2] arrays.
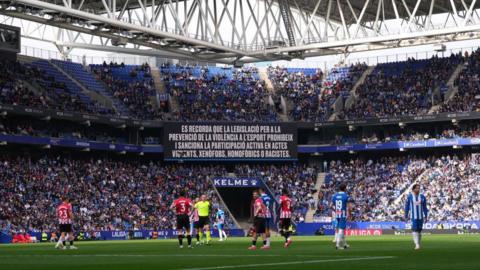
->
[[0, 156, 236, 233], [0, 59, 112, 115], [162, 64, 277, 122], [91, 63, 168, 120], [345, 54, 463, 119], [440, 50, 480, 113], [318, 154, 480, 222], [5, 54, 479, 122], [51, 60, 129, 116]]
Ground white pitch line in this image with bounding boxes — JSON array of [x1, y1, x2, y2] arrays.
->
[[0, 254, 351, 258], [181, 256, 397, 270]]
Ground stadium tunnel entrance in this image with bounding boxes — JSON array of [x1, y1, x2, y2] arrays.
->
[[216, 187, 257, 221], [213, 177, 277, 231]]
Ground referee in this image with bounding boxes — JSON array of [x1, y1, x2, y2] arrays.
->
[[194, 194, 211, 244]]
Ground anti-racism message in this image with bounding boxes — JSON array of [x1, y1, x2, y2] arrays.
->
[[164, 122, 297, 161]]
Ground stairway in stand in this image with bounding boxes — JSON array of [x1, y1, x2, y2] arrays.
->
[[305, 172, 326, 223]]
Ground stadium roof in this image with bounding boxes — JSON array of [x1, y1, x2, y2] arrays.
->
[[1, 0, 480, 64], [300, 0, 480, 23], [32, 0, 480, 22]]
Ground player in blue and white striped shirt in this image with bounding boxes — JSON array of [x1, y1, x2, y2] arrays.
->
[[332, 183, 352, 250], [259, 189, 272, 248], [404, 184, 428, 250], [215, 208, 227, 241]]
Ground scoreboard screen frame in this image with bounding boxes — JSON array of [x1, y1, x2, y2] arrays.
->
[[0, 24, 20, 53]]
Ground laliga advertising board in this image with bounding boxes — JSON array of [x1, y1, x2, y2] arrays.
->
[[163, 122, 298, 161]]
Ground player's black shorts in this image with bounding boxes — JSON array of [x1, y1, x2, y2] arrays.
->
[[280, 218, 291, 230], [254, 217, 266, 234], [176, 214, 190, 230], [197, 216, 209, 228], [264, 217, 271, 230], [59, 224, 72, 233]]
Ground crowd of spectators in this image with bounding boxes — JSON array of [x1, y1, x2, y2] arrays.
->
[[1, 60, 111, 115], [317, 154, 480, 222], [328, 122, 480, 145], [92, 63, 167, 120], [268, 66, 325, 121], [317, 157, 426, 221], [0, 156, 235, 235], [0, 151, 478, 235], [268, 63, 367, 121], [345, 54, 463, 119], [5, 53, 480, 123], [0, 118, 126, 144], [163, 64, 277, 122], [440, 50, 480, 113]]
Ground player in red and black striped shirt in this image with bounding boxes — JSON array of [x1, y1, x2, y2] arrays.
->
[[55, 197, 77, 250], [248, 191, 268, 250], [279, 189, 293, 248], [170, 190, 193, 248]]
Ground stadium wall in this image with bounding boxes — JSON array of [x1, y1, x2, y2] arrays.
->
[[296, 221, 480, 236], [0, 230, 246, 244]]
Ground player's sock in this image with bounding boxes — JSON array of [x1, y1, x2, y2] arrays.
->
[[57, 236, 63, 245], [199, 231, 204, 242], [187, 235, 192, 246], [218, 230, 223, 240], [196, 233, 200, 242], [178, 235, 184, 246], [285, 232, 290, 242], [70, 240, 74, 246], [412, 232, 418, 246], [206, 231, 211, 242], [263, 240, 266, 246], [418, 232, 422, 245], [222, 230, 227, 239], [251, 240, 257, 246], [266, 237, 270, 247], [337, 229, 344, 247]]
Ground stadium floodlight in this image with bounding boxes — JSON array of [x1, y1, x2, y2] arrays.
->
[[314, 127, 319, 132], [0, 1, 11, 9], [399, 122, 406, 129], [111, 37, 128, 46], [42, 144, 51, 149], [399, 148, 406, 152], [82, 148, 90, 152], [42, 116, 51, 121], [348, 125, 355, 131], [119, 151, 126, 155], [452, 119, 458, 125], [453, 145, 462, 149], [349, 150, 355, 154], [0, 141, 7, 146], [139, 152, 144, 156], [433, 44, 446, 52]]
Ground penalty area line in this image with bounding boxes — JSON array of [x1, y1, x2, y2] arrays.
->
[[181, 256, 397, 270]]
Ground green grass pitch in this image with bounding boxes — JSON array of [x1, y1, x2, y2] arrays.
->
[[1, 235, 479, 270]]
